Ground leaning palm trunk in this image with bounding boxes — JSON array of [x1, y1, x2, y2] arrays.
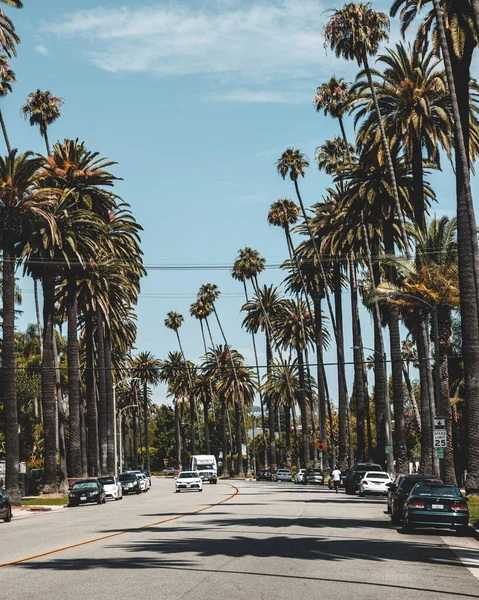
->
[[66, 274, 82, 477], [96, 307, 108, 474], [0, 109, 11, 153], [41, 272, 59, 493], [432, 0, 479, 495], [2, 243, 21, 504]]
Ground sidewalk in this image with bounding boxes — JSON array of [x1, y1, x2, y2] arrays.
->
[[12, 503, 66, 520]]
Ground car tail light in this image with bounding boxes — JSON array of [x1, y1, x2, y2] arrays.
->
[[385, 482, 392, 487], [451, 502, 468, 511], [362, 480, 368, 485], [408, 500, 425, 509]]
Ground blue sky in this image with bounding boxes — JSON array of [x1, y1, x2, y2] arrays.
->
[[7, 0, 477, 406]]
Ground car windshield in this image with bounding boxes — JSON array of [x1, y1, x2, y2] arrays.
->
[[401, 478, 440, 493], [98, 477, 115, 485], [412, 484, 462, 498], [365, 473, 389, 479], [178, 472, 198, 479], [72, 482, 98, 491], [198, 465, 214, 470], [119, 474, 136, 482]]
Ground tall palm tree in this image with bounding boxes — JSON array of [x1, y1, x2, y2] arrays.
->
[[164, 311, 196, 455], [0, 151, 56, 500], [313, 76, 355, 148], [0, 55, 14, 153], [391, 0, 479, 494], [21, 90, 64, 155], [0, 4, 19, 58], [324, 2, 410, 256], [129, 351, 161, 473]]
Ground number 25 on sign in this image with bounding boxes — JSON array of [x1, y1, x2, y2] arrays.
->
[[433, 430, 447, 448]]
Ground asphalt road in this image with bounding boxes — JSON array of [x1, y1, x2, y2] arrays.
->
[[1, 479, 478, 599]]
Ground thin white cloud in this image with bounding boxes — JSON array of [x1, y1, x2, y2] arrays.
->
[[34, 44, 50, 56], [207, 89, 304, 104]]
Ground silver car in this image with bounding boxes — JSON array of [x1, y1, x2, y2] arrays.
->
[[276, 469, 293, 482]]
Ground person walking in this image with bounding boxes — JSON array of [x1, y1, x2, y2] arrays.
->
[[331, 466, 342, 493]]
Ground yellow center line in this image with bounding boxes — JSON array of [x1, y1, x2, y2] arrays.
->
[[0, 484, 239, 569]]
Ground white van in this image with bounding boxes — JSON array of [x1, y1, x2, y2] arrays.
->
[[190, 455, 218, 484]]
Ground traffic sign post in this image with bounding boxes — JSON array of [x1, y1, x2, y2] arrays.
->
[[433, 417, 446, 478]]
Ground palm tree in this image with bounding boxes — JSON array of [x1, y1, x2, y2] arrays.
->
[[129, 351, 161, 473], [21, 90, 64, 155], [164, 311, 196, 455], [313, 76, 355, 148], [0, 4, 19, 58], [324, 2, 410, 256], [0, 55, 15, 153], [391, 0, 479, 495], [0, 151, 56, 501]]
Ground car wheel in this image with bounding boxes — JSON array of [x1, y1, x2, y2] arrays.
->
[[136, 489, 141, 495], [102, 496, 106, 504], [391, 510, 401, 525], [199, 488, 203, 492], [402, 516, 414, 533], [97, 498, 102, 505], [4, 507, 12, 522], [175, 489, 180, 493]]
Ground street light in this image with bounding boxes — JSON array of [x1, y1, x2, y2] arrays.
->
[[114, 378, 140, 476], [353, 345, 394, 475], [118, 404, 138, 475]]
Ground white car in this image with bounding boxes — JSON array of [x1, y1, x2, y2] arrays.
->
[[132, 471, 150, 491], [175, 471, 203, 493], [276, 469, 293, 482], [294, 469, 306, 484], [98, 476, 123, 501], [358, 471, 393, 497]]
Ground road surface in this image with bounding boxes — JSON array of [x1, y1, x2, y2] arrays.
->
[[1, 479, 478, 599]]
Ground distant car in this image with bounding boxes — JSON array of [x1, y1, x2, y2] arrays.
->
[[175, 471, 203, 492], [256, 469, 273, 481], [358, 471, 393, 497], [131, 471, 149, 492], [0, 489, 12, 522], [294, 469, 306, 484], [304, 468, 324, 485], [390, 475, 441, 524], [68, 479, 106, 507], [387, 474, 406, 513], [403, 482, 469, 535], [345, 463, 383, 494], [328, 469, 349, 490], [119, 472, 142, 495], [276, 469, 293, 482], [142, 470, 152, 486], [163, 468, 175, 475], [98, 476, 123, 501]]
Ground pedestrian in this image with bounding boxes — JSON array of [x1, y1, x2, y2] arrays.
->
[[331, 466, 342, 493]]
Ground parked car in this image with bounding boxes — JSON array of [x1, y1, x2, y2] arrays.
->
[[0, 489, 12, 522], [328, 469, 349, 490], [390, 474, 441, 524], [133, 472, 150, 491], [119, 472, 142, 495], [345, 463, 383, 494], [162, 468, 175, 475], [276, 469, 293, 482], [256, 469, 273, 481], [358, 471, 393, 497], [402, 482, 469, 535], [68, 479, 106, 507], [304, 468, 324, 485], [175, 471, 203, 492], [98, 476, 123, 501], [387, 474, 406, 513], [294, 469, 306, 484], [142, 470, 152, 486]]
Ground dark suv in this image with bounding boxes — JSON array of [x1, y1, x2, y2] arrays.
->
[[256, 469, 273, 481], [390, 474, 441, 524], [345, 463, 383, 495]]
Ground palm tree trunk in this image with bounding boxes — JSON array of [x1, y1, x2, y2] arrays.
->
[[221, 398, 228, 477], [235, 401, 244, 477], [132, 408, 138, 469], [0, 109, 11, 153], [333, 262, 348, 468], [361, 53, 410, 257], [105, 329, 115, 475], [432, 0, 479, 494], [411, 138, 426, 233], [284, 403, 292, 469], [175, 330, 196, 455], [53, 331, 68, 494], [85, 311, 100, 476], [43, 126, 51, 156], [79, 396, 88, 477], [297, 350, 311, 467], [41, 272, 58, 493], [66, 274, 82, 477], [349, 254, 365, 461], [325, 369, 337, 468], [2, 243, 21, 504], [203, 398, 211, 455], [313, 295, 329, 468], [291, 403, 301, 469], [143, 381, 150, 473], [34, 278, 43, 360], [174, 401, 181, 469], [402, 363, 421, 434], [95, 307, 107, 474], [416, 314, 434, 474]]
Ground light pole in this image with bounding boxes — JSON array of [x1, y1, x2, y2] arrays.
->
[[354, 345, 394, 475], [113, 377, 140, 476]]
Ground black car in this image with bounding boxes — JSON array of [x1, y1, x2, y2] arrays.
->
[[119, 472, 142, 494], [387, 474, 406, 513], [345, 463, 383, 494], [0, 489, 12, 522], [256, 469, 273, 481], [403, 482, 469, 535], [390, 474, 441, 524], [68, 479, 106, 507]]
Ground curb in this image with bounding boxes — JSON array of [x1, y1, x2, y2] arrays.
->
[[470, 525, 479, 542]]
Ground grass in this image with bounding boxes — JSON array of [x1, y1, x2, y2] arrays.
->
[[468, 497, 479, 526], [22, 497, 68, 506]]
